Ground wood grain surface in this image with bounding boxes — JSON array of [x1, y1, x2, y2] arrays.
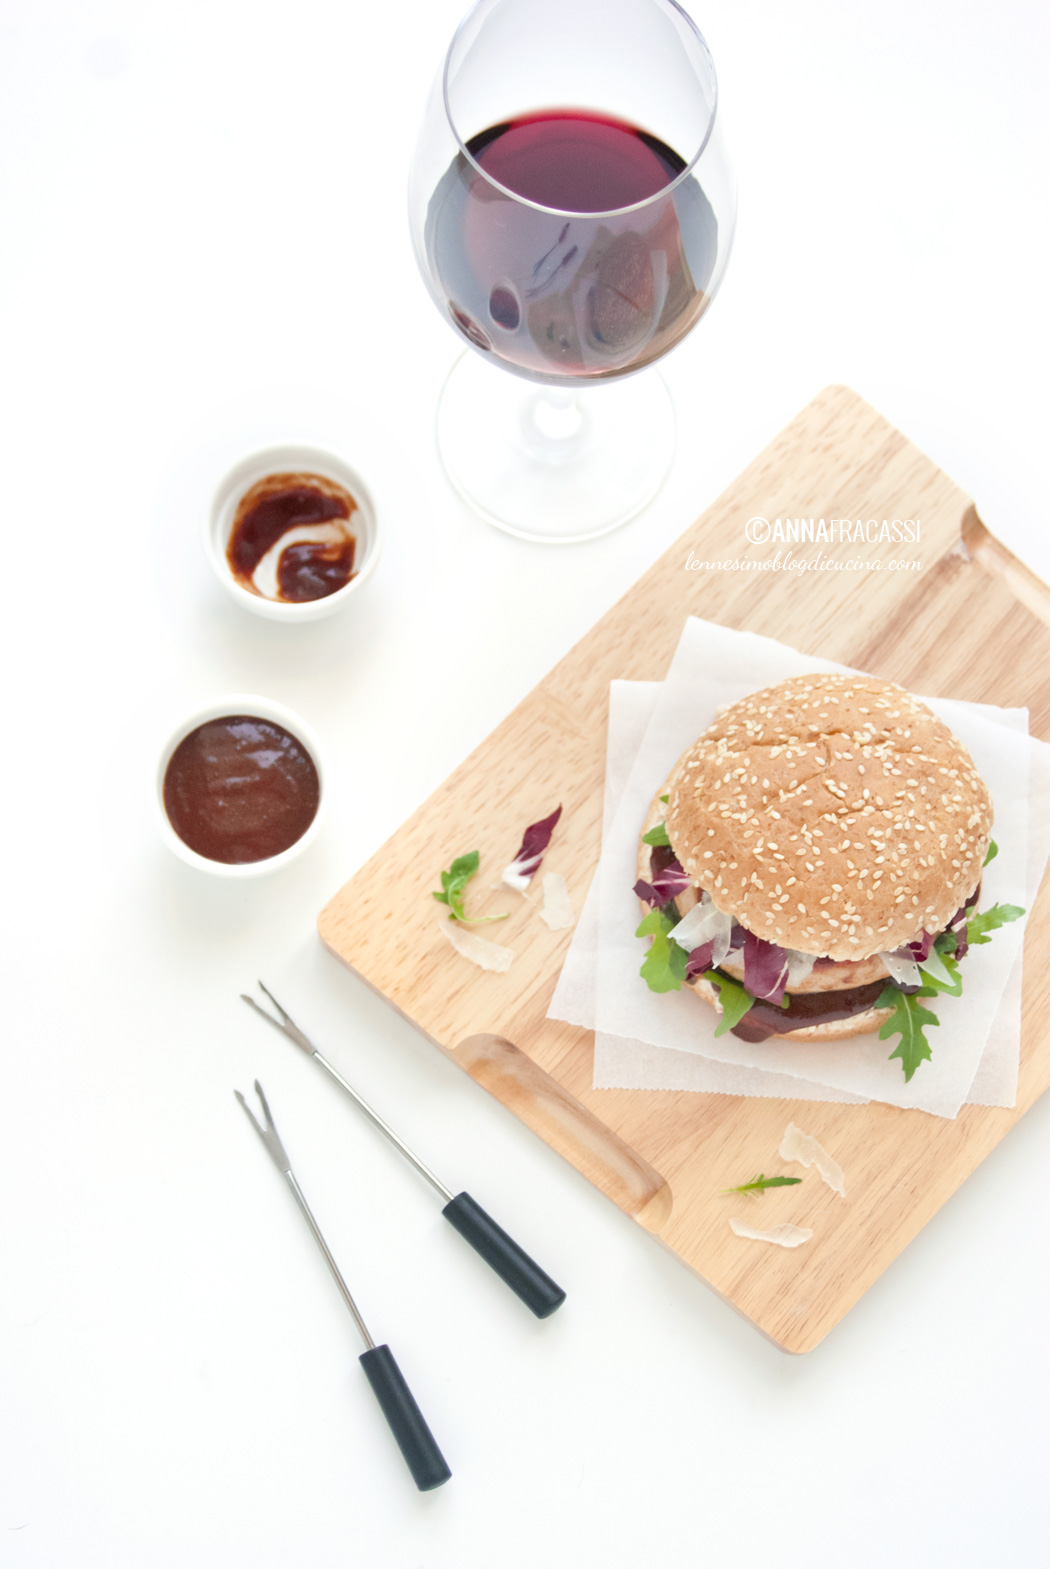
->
[[318, 385, 1050, 1353]]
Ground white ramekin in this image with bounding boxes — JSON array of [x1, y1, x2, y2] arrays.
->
[[204, 443, 382, 622], [155, 693, 326, 876]]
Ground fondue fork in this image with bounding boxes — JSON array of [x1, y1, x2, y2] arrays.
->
[[242, 982, 566, 1319], [235, 1080, 451, 1492]]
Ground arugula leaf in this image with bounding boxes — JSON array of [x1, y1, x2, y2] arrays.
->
[[432, 851, 508, 923], [659, 793, 669, 804], [966, 902, 1024, 946], [983, 839, 998, 867], [876, 982, 940, 1081], [719, 1173, 802, 1197], [642, 821, 671, 847], [702, 969, 756, 1036], [636, 908, 688, 992]]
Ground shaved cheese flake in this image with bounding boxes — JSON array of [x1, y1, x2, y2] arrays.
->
[[439, 920, 514, 973], [779, 1122, 846, 1197], [709, 921, 734, 971], [785, 949, 817, 987], [919, 946, 955, 988], [492, 878, 533, 899], [668, 892, 716, 947], [539, 873, 575, 931], [879, 950, 922, 988], [669, 893, 734, 954], [729, 1217, 813, 1248]]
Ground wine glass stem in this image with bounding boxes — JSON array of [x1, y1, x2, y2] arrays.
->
[[520, 388, 589, 464]]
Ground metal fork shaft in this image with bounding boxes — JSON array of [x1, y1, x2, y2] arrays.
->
[[311, 1051, 454, 1203], [282, 1170, 374, 1349]]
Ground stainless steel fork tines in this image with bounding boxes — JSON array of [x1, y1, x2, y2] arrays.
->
[[242, 983, 566, 1319], [235, 1080, 370, 1345], [242, 984, 452, 1200]]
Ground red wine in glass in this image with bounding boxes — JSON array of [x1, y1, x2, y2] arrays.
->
[[425, 108, 719, 383]]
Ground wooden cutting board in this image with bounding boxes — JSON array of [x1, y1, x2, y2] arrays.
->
[[318, 385, 1050, 1353]]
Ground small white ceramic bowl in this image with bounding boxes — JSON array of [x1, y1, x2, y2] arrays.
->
[[204, 443, 382, 622], [155, 693, 326, 877]]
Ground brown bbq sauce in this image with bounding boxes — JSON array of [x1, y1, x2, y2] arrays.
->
[[725, 979, 890, 1043], [163, 715, 320, 864], [227, 471, 357, 603]]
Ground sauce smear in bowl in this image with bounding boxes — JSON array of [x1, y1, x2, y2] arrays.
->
[[226, 472, 358, 603]]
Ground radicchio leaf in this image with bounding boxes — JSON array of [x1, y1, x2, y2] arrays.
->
[[742, 928, 790, 1005], [501, 806, 562, 892], [684, 940, 718, 980], [900, 930, 934, 964], [632, 845, 692, 910]]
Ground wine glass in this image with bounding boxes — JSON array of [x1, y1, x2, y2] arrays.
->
[[408, 0, 736, 543]]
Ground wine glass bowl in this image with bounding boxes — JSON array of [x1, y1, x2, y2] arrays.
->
[[408, 0, 736, 539]]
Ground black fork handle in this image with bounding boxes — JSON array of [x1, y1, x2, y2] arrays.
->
[[442, 1191, 566, 1319], [358, 1344, 451, 1492]]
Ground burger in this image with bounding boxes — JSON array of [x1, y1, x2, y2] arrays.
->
[[633, 672, 1023, 1079]]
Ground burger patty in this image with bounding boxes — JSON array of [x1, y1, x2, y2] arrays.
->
[[709, 976, 890, 1042]]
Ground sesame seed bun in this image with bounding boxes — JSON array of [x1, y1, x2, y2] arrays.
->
[[638, 787, 893, 992], [665, 673, 992, 962], [638, 783, 896, 1040]]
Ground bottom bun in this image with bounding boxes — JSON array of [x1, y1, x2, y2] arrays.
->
[[690, 977, 893, 1044]]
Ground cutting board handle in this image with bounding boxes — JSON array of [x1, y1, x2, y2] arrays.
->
[[454, 1033, 673, 1233]]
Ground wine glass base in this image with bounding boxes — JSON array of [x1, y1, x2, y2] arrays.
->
[[435, 352, 676, 543]]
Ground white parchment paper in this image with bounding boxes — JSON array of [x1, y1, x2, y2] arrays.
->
[[548, 619, 1050, 1118]]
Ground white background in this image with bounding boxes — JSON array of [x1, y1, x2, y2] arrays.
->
[[2, 1, 1048, 1564]]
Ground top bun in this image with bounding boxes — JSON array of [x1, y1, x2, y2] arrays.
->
[[665, 673, 993, 961]]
